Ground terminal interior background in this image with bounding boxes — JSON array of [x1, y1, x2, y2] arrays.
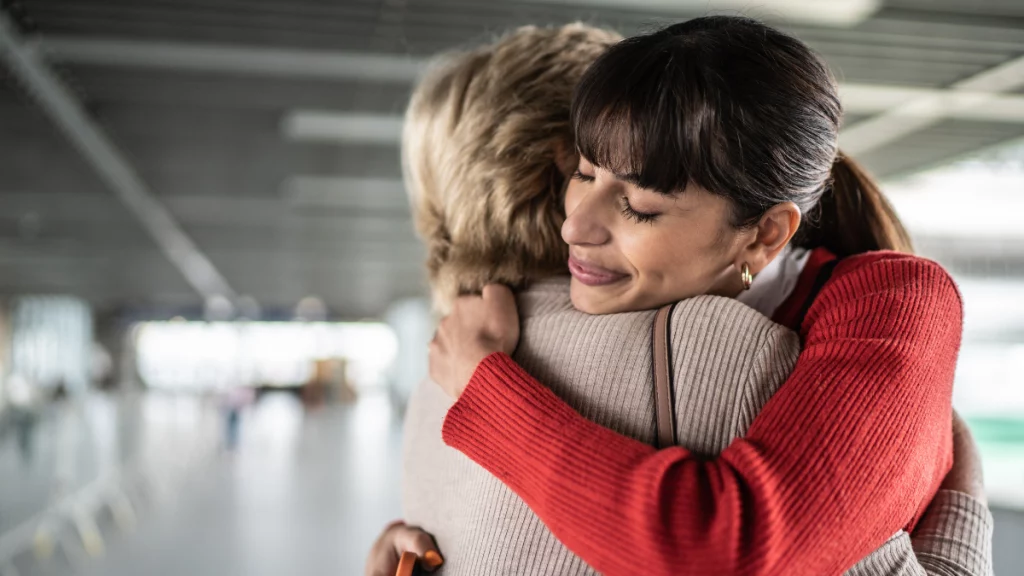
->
[[0, 0, 1022, 574]]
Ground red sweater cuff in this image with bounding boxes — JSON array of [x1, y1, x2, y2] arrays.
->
[[442, 352, 575, 459]]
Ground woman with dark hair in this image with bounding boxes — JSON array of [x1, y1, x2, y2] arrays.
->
[[428, 16, 989, 576]]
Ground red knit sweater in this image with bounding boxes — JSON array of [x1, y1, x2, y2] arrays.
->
[[441, 251, 961, 576]]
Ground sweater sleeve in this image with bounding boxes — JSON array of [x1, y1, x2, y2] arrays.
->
[[441, 253, 962, 576], [847, 491, 993, 576], [911, 491, 994, 576]]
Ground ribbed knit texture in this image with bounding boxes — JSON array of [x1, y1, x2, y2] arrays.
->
[[843, 491, 993, 576], [910, 491, 994, 576], [441, 252, 967, 576], [405, 276, 800, 575]]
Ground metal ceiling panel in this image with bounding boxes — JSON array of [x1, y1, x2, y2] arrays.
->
[[4, 0, 1024, 315]]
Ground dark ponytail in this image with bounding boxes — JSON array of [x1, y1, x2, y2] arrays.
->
[[799, 153, 914, 258], [571, 16, 914, 260]]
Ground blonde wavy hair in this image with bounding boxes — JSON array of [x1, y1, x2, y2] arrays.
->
[[403, 24, 622, 312]]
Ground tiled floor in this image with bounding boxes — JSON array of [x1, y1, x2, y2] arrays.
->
[[78, 392, 404, 576]]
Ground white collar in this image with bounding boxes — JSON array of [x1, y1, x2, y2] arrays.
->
[[736, 245, 811, 319]]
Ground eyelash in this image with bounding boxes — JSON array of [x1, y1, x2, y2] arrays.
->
[[620, 197, 659, 224], [571, 170, 660, 224], [571, 170, 595, 183]]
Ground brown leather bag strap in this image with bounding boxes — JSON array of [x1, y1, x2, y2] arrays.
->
[[652, 303, 676, 448]]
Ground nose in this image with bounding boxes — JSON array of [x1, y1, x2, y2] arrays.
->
[[562, 182, 612, 247]]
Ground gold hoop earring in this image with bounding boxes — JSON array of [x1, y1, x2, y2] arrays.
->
[[740, 263, 754, 290]]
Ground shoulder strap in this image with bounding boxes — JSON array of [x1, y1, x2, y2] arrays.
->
[[652, 303, 676, 448]]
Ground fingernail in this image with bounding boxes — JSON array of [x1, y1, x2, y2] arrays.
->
[[422, 550, 444, 569]]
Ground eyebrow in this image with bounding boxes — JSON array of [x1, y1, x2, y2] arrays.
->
[[611, 171, 644, 187]]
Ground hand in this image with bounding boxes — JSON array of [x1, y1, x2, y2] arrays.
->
[[365, 521, 444, 576], [429, 284, 520, 399], [939, 410, 986, 505]]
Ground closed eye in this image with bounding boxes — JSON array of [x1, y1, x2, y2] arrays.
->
[[620, 196, 659, 224], [571, 170, 595, 183]]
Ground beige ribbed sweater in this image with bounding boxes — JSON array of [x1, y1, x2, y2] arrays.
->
[[402, 278, 992, 575]]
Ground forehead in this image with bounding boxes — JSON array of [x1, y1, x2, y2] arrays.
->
[[580, 156, 675, 196]]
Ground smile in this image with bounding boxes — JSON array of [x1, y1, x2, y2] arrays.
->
[[568, 256, 630, 287]]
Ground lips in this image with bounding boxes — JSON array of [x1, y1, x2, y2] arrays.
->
[[568, 255, 629, 287]]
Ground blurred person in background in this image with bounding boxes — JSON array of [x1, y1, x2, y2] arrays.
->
[[220, 385, 253, 452], [367, 21, 991, 576], [6, 372, 39, 462], [90, 342, 115, 391]]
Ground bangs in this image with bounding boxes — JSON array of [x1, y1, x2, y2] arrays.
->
[[571, 33, 729, 197]]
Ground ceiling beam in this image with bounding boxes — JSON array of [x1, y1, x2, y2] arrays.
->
[[840, 85, 1024, 121], [523, 0, 881, 26], [282, 176, 409, 210], [282, 87, 1024, 145], [840, 54, 1024, 154], [0, 13, 236, 303]]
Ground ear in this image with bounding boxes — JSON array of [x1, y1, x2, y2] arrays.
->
[[737, 202, 801, 274]]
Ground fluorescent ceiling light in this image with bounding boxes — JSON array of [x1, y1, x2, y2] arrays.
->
[[525, 0, 880, 26], [282, 176, 409, 210], [282, 111, 403, 144]]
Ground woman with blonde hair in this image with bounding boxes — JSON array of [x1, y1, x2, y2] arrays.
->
[[367, 22, 992, 576]]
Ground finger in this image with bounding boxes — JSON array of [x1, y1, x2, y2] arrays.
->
[[364, 549, 394, 576], [452, 292, 481, 311], [365, 532, 401, 576], [952, 410, 972, 439], [366, 558, 394, 576], [392, 527, 444, 572], [942, 412, 987, 503], [482, 284, 514, 306], [482, 284, 519, 327]]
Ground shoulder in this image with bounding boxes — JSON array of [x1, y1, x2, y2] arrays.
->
[[671, 295, 783, 335], [516, 276, 574, 318], [671, 295, 799, 366], [807, 251, 963, 343], [830, 251, 960, 303]]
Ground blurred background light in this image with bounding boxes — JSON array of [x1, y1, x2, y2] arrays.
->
[[135, 321, 398, 391], [887, 148, 1024, 239]]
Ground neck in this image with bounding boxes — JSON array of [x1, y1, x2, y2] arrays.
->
[[707, 268, 746, 299]]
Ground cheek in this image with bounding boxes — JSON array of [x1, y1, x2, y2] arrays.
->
[[622, 221, 732, 288], [616, 228, 664, 275]]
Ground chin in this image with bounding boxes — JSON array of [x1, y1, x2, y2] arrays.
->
[[569, 279, 628, 315]]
